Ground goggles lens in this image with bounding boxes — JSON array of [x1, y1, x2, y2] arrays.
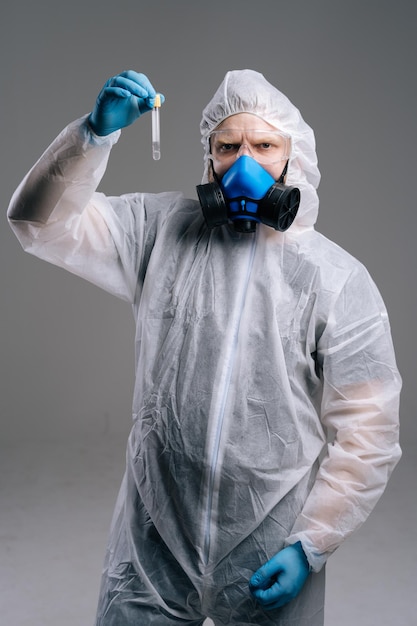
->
[[209, 129, 291, 165]]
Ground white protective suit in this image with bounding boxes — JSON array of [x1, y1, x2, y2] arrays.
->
[[8, 70, 401, 625]]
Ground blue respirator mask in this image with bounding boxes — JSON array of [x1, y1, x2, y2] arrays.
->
[[196, 155, 300, 233]]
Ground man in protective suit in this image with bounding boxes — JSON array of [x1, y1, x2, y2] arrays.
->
[[7, 69, 401, 625]]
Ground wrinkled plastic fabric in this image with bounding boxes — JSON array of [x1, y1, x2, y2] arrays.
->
[[7, 70, 401, 624]]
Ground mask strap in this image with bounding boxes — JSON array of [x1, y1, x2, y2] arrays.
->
[[277, 161, 288, 184]]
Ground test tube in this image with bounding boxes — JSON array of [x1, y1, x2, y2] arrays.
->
[[152, 94, 161, 160]]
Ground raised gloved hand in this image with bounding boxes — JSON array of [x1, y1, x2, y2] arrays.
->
[[249, 542, 310, 610], [88, 70, 164, 136]]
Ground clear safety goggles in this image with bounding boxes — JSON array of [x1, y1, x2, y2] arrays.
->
[[208, 128, 291, 165]]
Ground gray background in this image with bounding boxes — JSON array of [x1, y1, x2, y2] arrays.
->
[[0, 1, 415, 624]]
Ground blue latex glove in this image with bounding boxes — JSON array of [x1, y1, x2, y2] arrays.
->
[[249, 542, 310, 610], [88, 70, 164, 136]]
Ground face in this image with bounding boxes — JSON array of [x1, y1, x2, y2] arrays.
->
[[209, 113, 290, 180]]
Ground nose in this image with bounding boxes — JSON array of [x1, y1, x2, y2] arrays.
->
[[237, 143, 252, 158]]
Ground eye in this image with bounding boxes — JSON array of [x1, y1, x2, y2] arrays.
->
[[219, 143, 238, 153]]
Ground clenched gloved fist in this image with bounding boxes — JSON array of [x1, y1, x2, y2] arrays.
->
[[249, 542, 310, 610], [88, 70, 164, 136]]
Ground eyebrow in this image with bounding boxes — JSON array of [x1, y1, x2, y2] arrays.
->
[[213, 130, 281, 138]]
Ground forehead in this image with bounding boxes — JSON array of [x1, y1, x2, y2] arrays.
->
[[215, 112, 278, 132]]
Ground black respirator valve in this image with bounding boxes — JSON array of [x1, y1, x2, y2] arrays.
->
[[196, 183, 229, 228], [258, 184, 301, 232]]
